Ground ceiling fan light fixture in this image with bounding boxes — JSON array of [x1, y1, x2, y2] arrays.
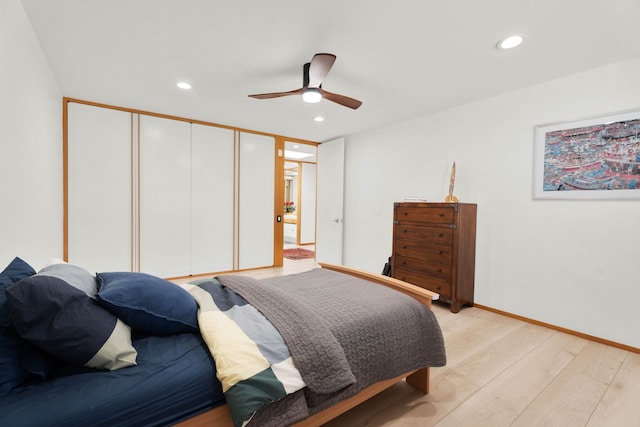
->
[[302, 88, 322, 103]]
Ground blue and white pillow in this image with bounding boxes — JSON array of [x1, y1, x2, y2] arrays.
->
[[37, 262, 98, 297], [6, 274, 137, 371]]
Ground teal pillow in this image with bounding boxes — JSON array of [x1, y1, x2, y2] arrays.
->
[[96, 272, 198, 335]]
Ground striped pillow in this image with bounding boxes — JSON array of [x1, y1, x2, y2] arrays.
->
[[6, 275, 136, 370]]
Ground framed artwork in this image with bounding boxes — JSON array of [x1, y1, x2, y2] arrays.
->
[[533, 109, 640, 200]]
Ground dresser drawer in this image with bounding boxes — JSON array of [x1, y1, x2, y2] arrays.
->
[[392, 267, 451, 300], [393, 254, 451, 282], [392, 202, 476, 313], [395, 206, 454, 224], [394, 224, 453, 245], [394, 240, 452, 263]]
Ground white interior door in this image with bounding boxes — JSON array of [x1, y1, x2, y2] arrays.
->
[[316, 138, 345, 264], [67, 102, 133, 273], [238, 132, 275, 269]]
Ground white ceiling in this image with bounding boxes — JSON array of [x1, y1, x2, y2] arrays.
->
[[20, 0, 640, 143]]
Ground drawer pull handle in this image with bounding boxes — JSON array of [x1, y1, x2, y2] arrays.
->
[[403, 229, 408, 233], [438, 213, 444, 217], [438, 250, 443, 255], [437, 268, 443, 272], [402, 245, 407, 249], [402, 261, 407, 265], [438, 233, 444, 237], [403, 212, 408, 216]]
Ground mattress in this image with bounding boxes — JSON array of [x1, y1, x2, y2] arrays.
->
[[0, 332, 224, 427]]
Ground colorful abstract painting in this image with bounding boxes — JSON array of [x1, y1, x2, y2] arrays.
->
[[534, 110, 640, 199]]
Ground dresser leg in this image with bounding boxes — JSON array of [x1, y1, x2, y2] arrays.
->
[[450, 302, 461, 313]]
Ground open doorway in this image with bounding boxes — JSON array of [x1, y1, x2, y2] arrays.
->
[[283, 142, 317, 261]]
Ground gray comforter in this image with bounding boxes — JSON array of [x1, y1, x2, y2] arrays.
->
[[216, 267, 446, 426]]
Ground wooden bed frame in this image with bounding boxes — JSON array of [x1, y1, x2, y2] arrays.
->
[[175, 263, 439, 427]]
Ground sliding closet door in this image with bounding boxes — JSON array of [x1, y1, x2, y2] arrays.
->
[[190, 124, 235, 274], [238, 132, 275, 269], [139, 115, 191, 277], [67, 102, 133, 273], [68, 102, 281, 277]]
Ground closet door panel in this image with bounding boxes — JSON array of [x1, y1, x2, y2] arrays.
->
[[67, 102, 133, 273], [238, 132, 275, 270], [139, 115, 191, 277], [190, 124, 235, 274]]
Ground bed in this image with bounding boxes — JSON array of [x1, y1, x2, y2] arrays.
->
[[0, 258, 445, 426]]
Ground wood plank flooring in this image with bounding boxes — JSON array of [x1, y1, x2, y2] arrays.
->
[[182, 259, 640, 426]]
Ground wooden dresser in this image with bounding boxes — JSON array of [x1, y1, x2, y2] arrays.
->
[[391, 202, 477, 313]]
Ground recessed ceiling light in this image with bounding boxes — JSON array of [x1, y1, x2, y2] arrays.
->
[[313, 116, 325, 122], [497, 35, 525, 50], [177, 82, 192, 90]]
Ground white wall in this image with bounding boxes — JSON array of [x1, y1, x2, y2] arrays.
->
[[343, 56, 640, 348], [0, 0, 62, 269]]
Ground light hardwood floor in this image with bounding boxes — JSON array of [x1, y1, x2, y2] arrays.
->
[[194, 259, 640, 427]]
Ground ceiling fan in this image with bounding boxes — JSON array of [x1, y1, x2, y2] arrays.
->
[[248, 53, 362, 110]]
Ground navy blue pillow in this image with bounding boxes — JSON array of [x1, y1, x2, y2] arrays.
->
[[0, 257, 42, 396], [6, 275, 137, 370], [0, 257, 36, 327], [0, 327, 54, 395], [96, 272, 198, 335], [0, 326, 30, 396], [19, 339, 56, 381]]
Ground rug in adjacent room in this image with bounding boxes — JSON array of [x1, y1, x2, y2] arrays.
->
[[283, 248, 315, 260]]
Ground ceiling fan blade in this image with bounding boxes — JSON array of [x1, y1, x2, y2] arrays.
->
[[307, 53, 336, 88], [248, 88, 304, 99], [319, 89, 362, 110]]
